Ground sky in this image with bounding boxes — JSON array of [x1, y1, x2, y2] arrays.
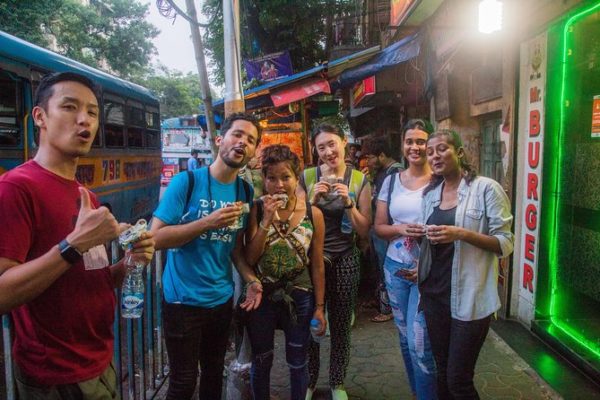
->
[[143, 0, 202, 74]]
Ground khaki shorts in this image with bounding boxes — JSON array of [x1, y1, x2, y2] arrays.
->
[[15, 362, 119, 400]]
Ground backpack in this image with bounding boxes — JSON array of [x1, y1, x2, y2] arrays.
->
[[185, 169, 251, 209]]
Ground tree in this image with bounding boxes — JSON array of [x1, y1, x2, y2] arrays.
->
[[135, 68, 205, 119], [0, 0, 159, 78], [202, 0, 355, 86]]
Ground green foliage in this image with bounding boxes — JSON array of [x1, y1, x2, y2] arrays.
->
[[134, 67, 204, 119], [0, 0, 158, 79], [202, 0, 354, 86]]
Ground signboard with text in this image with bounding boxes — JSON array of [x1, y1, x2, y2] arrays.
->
[[516, 33, 547, 324]]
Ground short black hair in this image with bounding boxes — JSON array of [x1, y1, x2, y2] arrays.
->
[[34, 72, 101, 111], [361, 139, 389, 158], [219, 112, 261, 143], [191, 149, 199, 156]]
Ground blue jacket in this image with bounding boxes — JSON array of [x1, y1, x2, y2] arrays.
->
[[422, 176, 514, 321]]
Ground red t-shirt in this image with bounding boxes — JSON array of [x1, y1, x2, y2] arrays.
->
[[0, 161, 116, 385]]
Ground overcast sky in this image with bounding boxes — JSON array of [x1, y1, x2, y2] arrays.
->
[[144, 0, 202, 74]]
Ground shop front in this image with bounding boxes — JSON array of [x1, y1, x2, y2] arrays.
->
[[514, 0, 600, 381]]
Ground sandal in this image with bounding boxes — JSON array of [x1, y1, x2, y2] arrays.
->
[[370, 313, 393, 323]]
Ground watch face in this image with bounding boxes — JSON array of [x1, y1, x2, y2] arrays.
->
[[59, 240, 82, 264]]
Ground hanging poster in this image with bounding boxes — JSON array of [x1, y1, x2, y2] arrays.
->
[[244, 51, 293, 82]]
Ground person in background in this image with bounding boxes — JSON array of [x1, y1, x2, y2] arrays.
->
[[345, 143, 361, 169], [300, 123, 371, 400], [245, 144, 326, 400], [151, 113, 264, 400], [239, 156, 264, 199], [421, 129, 514, 399], [0, 72, 155, 399], [188, 148, 200, 170], [373, 119, 437, 399], [361, 138, 404, 323]]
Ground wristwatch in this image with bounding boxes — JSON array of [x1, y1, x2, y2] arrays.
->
[[344, 199, 355, 209], [58, 239, 83, 264]]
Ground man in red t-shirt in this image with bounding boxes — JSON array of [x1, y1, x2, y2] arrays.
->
[[0, 72, 155, 399]]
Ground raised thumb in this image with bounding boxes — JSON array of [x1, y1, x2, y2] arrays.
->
[[78, 187, 92, 214]]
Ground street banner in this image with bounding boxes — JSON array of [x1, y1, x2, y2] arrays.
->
[[516, 32, 547, 323], [245, 51, 293, 82]]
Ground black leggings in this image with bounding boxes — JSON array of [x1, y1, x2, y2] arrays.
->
[[308, 248, 361, 388], [422, 296, 491, 400]]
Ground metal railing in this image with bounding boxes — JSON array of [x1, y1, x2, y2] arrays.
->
[[1, 248, 168, 400]]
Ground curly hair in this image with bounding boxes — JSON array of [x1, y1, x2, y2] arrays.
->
[[260, 144, 301, 178], [423, 129, 478, 195]]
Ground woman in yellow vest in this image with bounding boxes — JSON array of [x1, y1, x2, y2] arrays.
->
[[299, 123, 371, 400]]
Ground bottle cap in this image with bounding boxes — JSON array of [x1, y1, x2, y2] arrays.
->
[[310, 318, 319, 327]]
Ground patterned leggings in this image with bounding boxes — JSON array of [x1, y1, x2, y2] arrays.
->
[[308, 247, 361, 388]]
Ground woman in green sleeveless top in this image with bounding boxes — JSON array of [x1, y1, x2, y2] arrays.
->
[[245, 145, 326, 400]]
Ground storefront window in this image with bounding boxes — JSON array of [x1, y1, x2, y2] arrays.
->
[[540, 2, 600, 368]]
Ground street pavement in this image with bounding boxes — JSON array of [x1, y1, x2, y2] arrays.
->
[[155, 303, 562, 400]]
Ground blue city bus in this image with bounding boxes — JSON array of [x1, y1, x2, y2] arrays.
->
[[0, 30, 161, 222]]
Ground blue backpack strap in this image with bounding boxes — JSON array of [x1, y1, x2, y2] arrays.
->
[[186, 170, 195, 209]]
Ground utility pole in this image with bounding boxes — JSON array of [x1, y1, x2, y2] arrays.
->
[[184, 0, 218, 158], [222, 0, 252, 398], [223, 0, 245, 115]]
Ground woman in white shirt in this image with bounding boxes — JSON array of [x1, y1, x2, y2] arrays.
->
[[374, 119, 437, 399]]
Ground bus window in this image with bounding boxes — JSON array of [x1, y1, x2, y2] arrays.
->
[[105, 101, 125, 147], [146, 111, 160, 148], [0, 75, 21, 146], [127, 105, 144, 148]]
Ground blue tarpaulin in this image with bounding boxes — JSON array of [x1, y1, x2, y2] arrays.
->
[[331, 32, 421, 91]]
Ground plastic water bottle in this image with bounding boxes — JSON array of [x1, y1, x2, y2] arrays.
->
[[119, 219, 148, 319], [310, 318, 323, 343], [121, 259, 144, 318]]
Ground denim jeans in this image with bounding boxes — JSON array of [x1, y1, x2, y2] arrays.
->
[[247, 289, 314, 400], [162, 298, 233, 400], [422, 296, 491, 400], [384, 257, 437, 400]]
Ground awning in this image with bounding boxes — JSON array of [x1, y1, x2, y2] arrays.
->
[[271, 78, 330, 107], [213, 45, 380, 111], [331, 32, 421, 90]]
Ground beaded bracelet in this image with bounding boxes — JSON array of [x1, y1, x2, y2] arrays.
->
[[315, 303, 325, 308]]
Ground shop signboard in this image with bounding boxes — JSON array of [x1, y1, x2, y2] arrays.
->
[[352, 76, 376, 107], [516, 33, 547, 324]]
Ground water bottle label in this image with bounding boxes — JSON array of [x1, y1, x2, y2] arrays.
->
[[122, 294, 144, 310]]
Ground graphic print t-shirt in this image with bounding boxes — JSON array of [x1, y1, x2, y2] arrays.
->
[[154, 167, 253, 307]]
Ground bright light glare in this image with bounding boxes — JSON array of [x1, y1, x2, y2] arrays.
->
[[479, 0, 503, 34]]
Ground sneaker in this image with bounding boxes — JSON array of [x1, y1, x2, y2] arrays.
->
[[331, 386, 348, 400]]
